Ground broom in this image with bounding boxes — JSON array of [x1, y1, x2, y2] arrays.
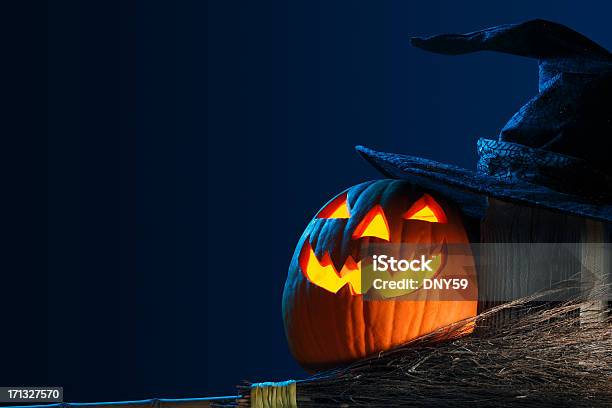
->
[[238, 284, 612, 408]]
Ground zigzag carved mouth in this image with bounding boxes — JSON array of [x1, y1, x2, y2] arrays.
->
[[299, 241, 362, 295], [299, 240, 446, 297]]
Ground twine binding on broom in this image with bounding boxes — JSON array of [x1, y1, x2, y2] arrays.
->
[[249, 380, 297, 408]]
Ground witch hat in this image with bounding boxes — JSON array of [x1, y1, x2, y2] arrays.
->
[[357, 19, 612, 222]]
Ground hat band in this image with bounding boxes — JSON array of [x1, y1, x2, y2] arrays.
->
[[477, 138, 612, 202]]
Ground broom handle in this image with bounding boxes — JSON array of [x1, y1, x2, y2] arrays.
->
[[4, 396, 240, 408]]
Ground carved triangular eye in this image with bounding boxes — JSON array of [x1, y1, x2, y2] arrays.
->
[[352, 205, 390, 241], [403, 194, 447, 223], [317, 193, 351, 219]]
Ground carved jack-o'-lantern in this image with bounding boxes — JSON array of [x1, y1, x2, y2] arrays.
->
[[282, 179, 477, 371]]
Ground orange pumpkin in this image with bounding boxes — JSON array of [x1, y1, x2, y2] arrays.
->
[[282, 179, 477, 371]]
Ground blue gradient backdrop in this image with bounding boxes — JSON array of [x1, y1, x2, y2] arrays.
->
[[20, 0, 612, 402]]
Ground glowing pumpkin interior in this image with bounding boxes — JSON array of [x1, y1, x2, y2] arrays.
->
[[302, 189, 448, 295]]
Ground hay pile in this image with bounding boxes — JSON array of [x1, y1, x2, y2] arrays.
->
[[238, 287, 612, 407]]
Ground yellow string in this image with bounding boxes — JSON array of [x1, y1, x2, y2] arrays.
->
[[250, 380, 297, 408]]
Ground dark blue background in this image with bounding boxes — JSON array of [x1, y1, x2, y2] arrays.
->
[[7, 0, 612, 403]]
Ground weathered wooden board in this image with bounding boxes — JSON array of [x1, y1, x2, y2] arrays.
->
[[478, 198, 610, 327]]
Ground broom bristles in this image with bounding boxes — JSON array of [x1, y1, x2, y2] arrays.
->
[[237, 283, 612, 407]]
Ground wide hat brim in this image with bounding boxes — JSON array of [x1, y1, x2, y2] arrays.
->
[[356, 145, 612, 223]]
